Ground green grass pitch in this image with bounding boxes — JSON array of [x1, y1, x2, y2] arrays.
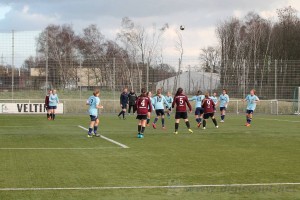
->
[[0, 114, 299, 200]]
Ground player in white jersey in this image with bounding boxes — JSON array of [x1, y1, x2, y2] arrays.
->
[[242, 89, 259, 127], [86, 89, 103, 137], [219, 89, 229, 122]]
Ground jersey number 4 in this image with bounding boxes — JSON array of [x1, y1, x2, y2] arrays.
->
[[141, 99, 145, 106]]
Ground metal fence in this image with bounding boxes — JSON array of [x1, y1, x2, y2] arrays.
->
[[1, 30, 300, 115]]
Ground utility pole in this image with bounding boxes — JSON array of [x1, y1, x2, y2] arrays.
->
[[12, 30, 14, 100]]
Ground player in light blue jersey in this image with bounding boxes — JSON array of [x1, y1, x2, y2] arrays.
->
[[152, 89, 169, 129], [219, 89, 229, 122], [188, 90, 205, 128], [146, 91, 154, 127], [48, 89, 59, 120], [165, 92, 173, 119], [86, 89, 103, 137], [242, 89, 259, 127], [210, 92, 218, 113]]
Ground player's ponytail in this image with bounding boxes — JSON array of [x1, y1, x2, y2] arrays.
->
[[176, 88, 183, 96]]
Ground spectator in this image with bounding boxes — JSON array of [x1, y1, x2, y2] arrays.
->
[[128, 89, 137, 115]]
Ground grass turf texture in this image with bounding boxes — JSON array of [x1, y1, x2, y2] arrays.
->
[[0, 114, 299, 200]]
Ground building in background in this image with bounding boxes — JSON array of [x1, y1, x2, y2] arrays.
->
[[156, 71, 220, 95]]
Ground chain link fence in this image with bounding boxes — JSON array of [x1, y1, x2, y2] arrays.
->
[[1, 30, 300, 115]]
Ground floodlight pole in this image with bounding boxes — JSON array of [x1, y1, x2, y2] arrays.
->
[[146, 51, 150, 92], [113, 57, 116, 113], [275, 60, 277, 100], [11, 30, 14, 100], [45, 30, 49, 94], [79, 58, 82, 100]]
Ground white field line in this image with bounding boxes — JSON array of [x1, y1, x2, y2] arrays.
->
[[0, 125, 77, 127], [0, 147, 119, 150], [78, 125, 129, 149], [258, 118, 300, 123], [0, 183, 299, 191]]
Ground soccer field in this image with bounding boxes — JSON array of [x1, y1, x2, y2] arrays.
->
[[0, 114, 299, 200]]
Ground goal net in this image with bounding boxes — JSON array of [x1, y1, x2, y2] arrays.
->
[[293, 87, 300, 115]]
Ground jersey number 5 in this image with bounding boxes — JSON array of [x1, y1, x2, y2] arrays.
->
[[179, 98, 184, 105]]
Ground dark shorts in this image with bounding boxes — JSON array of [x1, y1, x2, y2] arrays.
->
[[121, 104, 127, 109], [90, 115, 98, 121], [155, 109, 165, 116], [175, 112, 188, 119], [49, 106, 57, 109], [136, 115, 147, 120], [195, 107, 204, 115], [220, 107, 226, 111], [246, 110, 254, 114], [166, 106, 172, 111], [203, 113, 214, 119]]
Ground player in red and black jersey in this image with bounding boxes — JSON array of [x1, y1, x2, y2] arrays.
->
[[171, 88, 193, 134], [202, 92, 218, 129], [136, 88, 153, 138]]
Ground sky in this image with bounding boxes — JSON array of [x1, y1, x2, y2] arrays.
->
[[0, 0, 300, 67]]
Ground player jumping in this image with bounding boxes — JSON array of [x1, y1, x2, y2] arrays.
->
[[202, 92, 218, 129], [136, 88, 153, 138], [172, 88, 193, 134], [242, 89, 259, 127], [189, 90, 205, 128], [152, 89, 169, 129]]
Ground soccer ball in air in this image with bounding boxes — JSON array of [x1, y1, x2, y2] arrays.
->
[[180, 25, 185, 30]]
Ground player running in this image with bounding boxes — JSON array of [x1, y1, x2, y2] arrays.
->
[[152, 89, 169, 129], [242, 89, 259, 127], [202, 92, 218, 129], [189, 90, 205, 128], [172, 88, 193, 134], [136, 88, 153, 138], [146, 91, 154, 127], [48, 89, 59, 120], [118, 88, 128, 120], [165, 92, 173, 119], [86, 89, 103, 137], [44, 89, 52, 120], [219, 89, 229, 122]]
